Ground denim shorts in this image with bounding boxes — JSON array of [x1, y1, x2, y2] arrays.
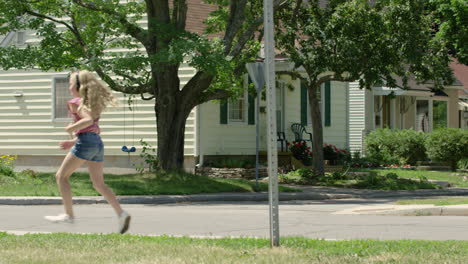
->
[[70, 132, 104, 162]]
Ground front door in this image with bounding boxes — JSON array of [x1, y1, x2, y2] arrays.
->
[[416, 99, 430, 132]]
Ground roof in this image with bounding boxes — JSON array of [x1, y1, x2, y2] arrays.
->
[[449, 60, 468, 98], [185, 0, 218, 34]]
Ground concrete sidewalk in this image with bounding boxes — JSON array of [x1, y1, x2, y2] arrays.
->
[[2, 185, 468, 206]]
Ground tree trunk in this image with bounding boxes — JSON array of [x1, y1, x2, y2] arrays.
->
[[308, 82, 325, 176], [154, 65, 191, 171], [156, 103, 191, 171]]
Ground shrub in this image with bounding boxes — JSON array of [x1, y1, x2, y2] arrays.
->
[[0, 155, 16, 177], [458, 158, 468, 170], [392, 129, 427, 165], [425, 128, 468, 171], [365, 129, 399, 164], [365, 129, 427, 165], [288, 140, 312, 165], [323, 144, 339, 161], [279, 168, 317, 184], [208, 158, 254, 169], [134, 140, 159, 174]]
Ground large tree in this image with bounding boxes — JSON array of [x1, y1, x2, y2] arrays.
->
[[0, 0, 279, 170], [428, 0, 468, 65], [275, 0, 454, 176]]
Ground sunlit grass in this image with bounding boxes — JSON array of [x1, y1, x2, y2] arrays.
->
[[1, 233, 467, 264], [396, 197, 468, 206], [0, 171, 299, 196]]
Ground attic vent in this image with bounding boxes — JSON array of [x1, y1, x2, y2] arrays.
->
[[16, 31, 25, 45]]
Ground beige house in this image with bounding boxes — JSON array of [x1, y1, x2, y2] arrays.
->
[[348, 75, 464, 154], [450, 61, 468, 129]]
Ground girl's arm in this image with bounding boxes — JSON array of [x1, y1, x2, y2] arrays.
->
[[65, 107, 94, 134]]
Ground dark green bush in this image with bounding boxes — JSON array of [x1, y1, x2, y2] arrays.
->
[[425, 128, 468, 171], [365, 129, 427, 165], [392, 129, 427, 165]]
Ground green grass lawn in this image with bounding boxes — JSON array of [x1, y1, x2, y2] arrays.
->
[[396, 197, 468, 206], [1, 233, 467, 264], [357, 169, 468, 187], [0, 171, 298, 196]]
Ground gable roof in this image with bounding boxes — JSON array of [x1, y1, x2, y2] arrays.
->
[[450, 60, 468, 99], [184, 0, 218, 34]]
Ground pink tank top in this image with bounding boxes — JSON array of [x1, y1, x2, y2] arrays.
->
[[68, 97, 100, 135]]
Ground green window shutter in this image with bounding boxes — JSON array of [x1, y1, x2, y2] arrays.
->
[[248, 94, 255, 125], [300, 80, 308, 125], [220, 102, 228, 124], [324, 81, 331, 127], [247, 77, 255, 125]]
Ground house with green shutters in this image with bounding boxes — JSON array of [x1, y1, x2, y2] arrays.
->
[[1, 0, 462, 172]]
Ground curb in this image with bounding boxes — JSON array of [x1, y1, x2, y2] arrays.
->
[[0, 193, 355, 205], [354, 206, 468, 216], [2, 188, 468, 205]]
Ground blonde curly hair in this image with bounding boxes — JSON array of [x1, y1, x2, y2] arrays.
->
[[74, 70, 118, 119]]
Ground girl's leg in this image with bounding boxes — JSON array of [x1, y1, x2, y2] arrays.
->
[[56, 152, 87, 217], [87, 161, 123, 215]]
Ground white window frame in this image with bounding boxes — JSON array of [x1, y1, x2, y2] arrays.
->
[[227, 77, 248, 124], [51, 74, 72, 122], [276, 80, 285, 132]]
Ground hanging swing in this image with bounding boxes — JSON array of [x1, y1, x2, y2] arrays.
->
[[122, 94, 136, 153]]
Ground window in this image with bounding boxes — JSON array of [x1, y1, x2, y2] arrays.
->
[[52, 75, 72, 121], [433, 100, 448, 129], [228, 93, 246, 123]]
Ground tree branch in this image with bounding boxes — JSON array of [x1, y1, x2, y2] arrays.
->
[[228, 0, 287, 57], [71, 0, 149, 46], [223, 0, 247, 54], [23, 10, 76, 36], [172, 0, 187, 30], [200, 89, 229, 104], [181, 71, 214, 105], [228, 16, 262, 57], [94, 66, 151, 94], [277, 70, 308, 81]]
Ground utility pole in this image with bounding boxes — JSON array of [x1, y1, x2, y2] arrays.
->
[[264, 0, 279, 247]]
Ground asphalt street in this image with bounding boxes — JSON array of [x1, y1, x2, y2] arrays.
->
[[2, 199, 468, 240]]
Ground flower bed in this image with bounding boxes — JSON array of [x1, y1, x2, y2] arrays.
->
[[195, 167, 268, 179]]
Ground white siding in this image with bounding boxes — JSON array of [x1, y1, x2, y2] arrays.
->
[[0, 15, 199, 159], [322, 81, 348, 148], [0, 68, 197, 157], [348, 81, 366, 154], [199, 76, 349, 155]]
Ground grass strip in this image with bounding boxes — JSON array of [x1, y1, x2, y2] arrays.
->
[[0, 171, 299, 196], [1, 232, 467, 264], [396, 197, 468, 206]]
